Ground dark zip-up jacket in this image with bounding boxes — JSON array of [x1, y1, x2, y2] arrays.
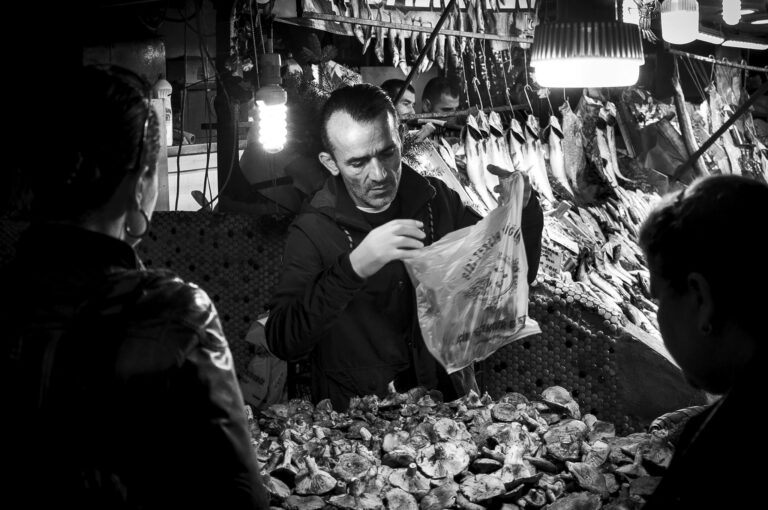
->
[[2, 223, 269, 510], [266, 166, 543, 410]]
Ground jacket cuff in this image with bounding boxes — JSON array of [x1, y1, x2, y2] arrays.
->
[[338, 252, 366, 285]]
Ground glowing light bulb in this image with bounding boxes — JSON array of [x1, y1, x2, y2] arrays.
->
[[255, 84, 288, 154], [531, 22, 644, 89], [722, 0, 741, 25], [661, 0, 699, 45], [622, 0, 640, 25], [534, 59, 641, 88]]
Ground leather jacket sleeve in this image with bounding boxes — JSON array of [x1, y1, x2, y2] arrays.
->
[[151, 277, 270, 509]]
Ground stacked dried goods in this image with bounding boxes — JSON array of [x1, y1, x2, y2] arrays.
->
[[250, 386, 675, 509]]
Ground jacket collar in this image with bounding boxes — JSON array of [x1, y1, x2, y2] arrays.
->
[[16, 222, 141, 271], [308, 165, 436, 232]]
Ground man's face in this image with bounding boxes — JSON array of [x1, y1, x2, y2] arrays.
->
[[320, 110, 402, 209], [395, 90, 416, 116], [649, 265, 724, 394], [424, 92, 460, 114]]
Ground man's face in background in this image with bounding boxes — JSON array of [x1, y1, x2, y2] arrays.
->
[[395, 90, 416, 117], [423, 92, 460, 114]]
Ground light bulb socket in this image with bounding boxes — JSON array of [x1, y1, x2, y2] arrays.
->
[[531, 21, 644, 63], [255, 84, 287, 106], [259, 52, 283, 87]]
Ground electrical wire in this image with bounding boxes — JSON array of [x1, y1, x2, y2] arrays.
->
[[194, 0, 236, 210], [175, 5, 188, 212]]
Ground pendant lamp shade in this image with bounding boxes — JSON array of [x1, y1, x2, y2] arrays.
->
[[661, 0, 699, 45], [530, 21, 644, 88]]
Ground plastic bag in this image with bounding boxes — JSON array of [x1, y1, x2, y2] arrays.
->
[[404, 172, 541, 374]]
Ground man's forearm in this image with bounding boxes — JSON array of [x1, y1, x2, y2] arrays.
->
[[266, 253, 364, 361]]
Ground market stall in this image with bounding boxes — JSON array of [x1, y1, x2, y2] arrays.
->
[[4, 0, 765, 508], [222, 0, 766, 507]]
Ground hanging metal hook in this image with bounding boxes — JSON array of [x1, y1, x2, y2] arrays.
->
[[544, 89, 554, 117], [523, 84, 535, 113], [473, 76, 485, 112]]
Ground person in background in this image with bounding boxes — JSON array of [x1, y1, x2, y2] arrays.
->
[[421, 76, 461, 115], [639, 175, 766, 509], [265, 84, 543, 411], [381, 79, 435, 145], [2, 65, 269, 509], [380, 78, 416, 117], [420, 76, 462, 143]]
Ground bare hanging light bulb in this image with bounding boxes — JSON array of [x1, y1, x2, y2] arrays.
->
[[661, 0, 699, 45], [254, 52, 288, 154], [722, 0, 742, 25]]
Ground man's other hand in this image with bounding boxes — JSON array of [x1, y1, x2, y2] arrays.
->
[[349, 219, 425, 278], [487, 164, 532, 208]]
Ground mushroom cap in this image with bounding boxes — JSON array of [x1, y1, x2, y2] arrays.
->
[[582, 440, 610, 468], [629, 476, 663, 498], [416, 442, 470, 479], [333, 453, 373, 482], [543, 492, 601, 510], [490, 403, 520, 423], [498, 392, 530, 406], [460, 474, 506, 502], [283, 494, 326, 510], [587, 419, 616, 444], [433, 417, 470, 443], [382, 430, 410, 453], [347, 420, 371, 439], [295, 458, 337, 495], [385, 487, 418, 510], [287, 398, 316, 415], [314, 398, 334, 413], [382, 446, 418, 468], [388, 464, 431, 498], [419, 481, 458, 510], [485, 421, 533, 452], [541, 386, 581, 419], [471, 458, 503, 474], [566, 461, 609, 497], [263, 475, 291, 501], [541, 386, 573, 406]]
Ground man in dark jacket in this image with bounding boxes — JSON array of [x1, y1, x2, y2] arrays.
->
[[265, 84, 543, 410]]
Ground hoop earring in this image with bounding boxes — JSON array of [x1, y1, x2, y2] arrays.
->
[[125, 208, 150, 239]]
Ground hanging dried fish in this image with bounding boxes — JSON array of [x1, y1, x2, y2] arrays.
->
[[361, 0, 375, 54], [374, 5, 385, 64]]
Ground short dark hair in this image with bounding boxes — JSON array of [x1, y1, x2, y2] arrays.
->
[[422, 77, 460, 106], [380, 79, 415, 102], [639, 175, 768, 335], [29, 65, 160, 221], [320, 83, 397, 153]]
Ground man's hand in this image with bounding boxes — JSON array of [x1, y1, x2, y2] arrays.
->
[[413, 122, 437, 143], [487, 164, 532, 207], [349, 219, 425, 278]]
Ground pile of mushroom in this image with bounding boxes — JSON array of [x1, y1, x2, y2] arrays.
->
[[251, 386, 676, 509]]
